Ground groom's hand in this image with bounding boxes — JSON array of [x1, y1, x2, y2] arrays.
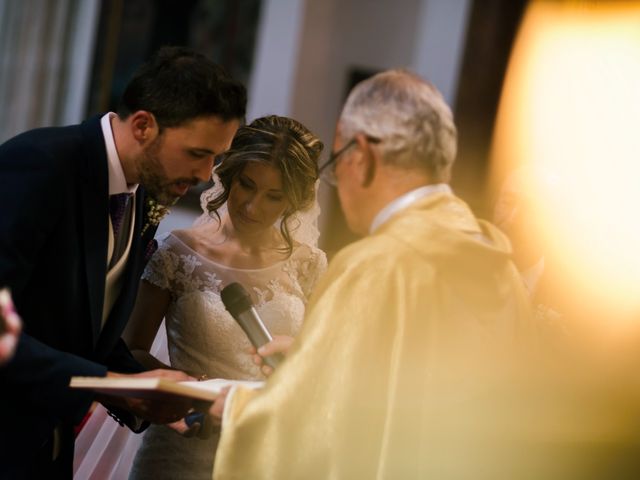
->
[[99, 369, 195, 424]]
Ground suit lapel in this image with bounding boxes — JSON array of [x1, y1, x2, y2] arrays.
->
[[79, 116, 109, 346]]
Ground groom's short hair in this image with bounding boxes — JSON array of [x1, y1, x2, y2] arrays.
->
[[117, 46, 246, 130]]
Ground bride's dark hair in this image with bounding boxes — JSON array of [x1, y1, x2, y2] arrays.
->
[[206, 115, 323, 255]]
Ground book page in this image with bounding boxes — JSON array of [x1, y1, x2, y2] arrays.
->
[[180, 378, 264, 393]]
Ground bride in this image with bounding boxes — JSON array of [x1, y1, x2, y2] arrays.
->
[[73, 115, 326, 479]]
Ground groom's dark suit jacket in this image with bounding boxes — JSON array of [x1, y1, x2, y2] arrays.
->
[[0, 116, 158, 478]]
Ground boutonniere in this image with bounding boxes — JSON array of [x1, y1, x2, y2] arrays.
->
[[141, 198, 170, 235]]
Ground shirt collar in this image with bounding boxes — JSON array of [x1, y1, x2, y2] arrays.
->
[[369, 184, 452, 234], [101, 112, 138, 196]]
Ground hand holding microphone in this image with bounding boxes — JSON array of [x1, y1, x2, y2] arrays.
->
[[251, 335, 294, 377], [220, 283, 285, 371]]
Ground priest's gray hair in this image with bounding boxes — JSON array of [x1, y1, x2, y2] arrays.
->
[[339, 69, 457, 182]]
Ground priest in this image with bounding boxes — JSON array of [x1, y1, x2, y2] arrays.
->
[[211, 70, 536, 479]]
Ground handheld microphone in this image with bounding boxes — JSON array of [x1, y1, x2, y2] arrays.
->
[[220, 282, 283, 370]]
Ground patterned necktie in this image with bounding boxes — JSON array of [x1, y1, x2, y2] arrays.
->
[[109, 193, 131, 238]]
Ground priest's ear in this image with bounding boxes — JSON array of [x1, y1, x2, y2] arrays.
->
[[354, 134, 379, 187], [130, 110, 159, 145]]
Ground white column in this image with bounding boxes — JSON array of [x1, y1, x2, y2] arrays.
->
[[246, 0, 306, 120], [0, 0, 100, 142], [60, 0, 101, 125], [412, 0, 472, 107]]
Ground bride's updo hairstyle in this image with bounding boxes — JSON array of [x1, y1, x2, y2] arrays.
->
[[207, 115, 323, 254]]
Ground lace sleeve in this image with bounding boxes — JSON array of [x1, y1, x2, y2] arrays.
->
[[296, 245, 328, 301], [141, 236, 178, 292]]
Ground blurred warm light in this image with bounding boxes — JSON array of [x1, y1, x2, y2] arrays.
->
[[490, 1, 640, 324]]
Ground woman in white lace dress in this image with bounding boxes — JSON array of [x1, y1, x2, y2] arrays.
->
[[117, 116, 326, 479]]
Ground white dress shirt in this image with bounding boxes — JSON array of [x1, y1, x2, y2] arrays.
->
[[100, 113, 139, 327], [101, 112, 138, 196]]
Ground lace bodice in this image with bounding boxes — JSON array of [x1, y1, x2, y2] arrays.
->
[[142, 233, 327, 381]]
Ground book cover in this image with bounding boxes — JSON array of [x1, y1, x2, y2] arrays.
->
[[70, 376, 264, 402]]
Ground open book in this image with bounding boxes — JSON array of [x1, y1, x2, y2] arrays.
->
[[70, 376, 264, 402]]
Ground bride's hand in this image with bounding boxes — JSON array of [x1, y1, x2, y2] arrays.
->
[[167, 412, 217, 439], [208, 386, 231, 426], [250, 335, 294, 377], [167, 417, 198, 436]]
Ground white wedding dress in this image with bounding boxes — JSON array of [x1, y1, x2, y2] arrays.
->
[[73, 232, 326, 480], [127, 233, 326, 479]]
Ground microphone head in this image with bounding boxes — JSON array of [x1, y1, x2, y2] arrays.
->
[[220, 282, 253, 317]]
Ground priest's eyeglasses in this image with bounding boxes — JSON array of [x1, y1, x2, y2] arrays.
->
[[319, 135, 381, 186]]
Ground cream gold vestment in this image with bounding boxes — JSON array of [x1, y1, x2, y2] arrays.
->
[[213, 192, 536, 479]]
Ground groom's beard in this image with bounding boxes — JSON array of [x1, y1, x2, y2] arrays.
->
[[138, 137, 197, 206]]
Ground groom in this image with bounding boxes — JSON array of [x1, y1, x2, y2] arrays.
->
[[0, 46, 245, 478]]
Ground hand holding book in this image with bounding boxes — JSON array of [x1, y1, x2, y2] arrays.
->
[[96, 369, 197, 425], [71, 373, 264, 435]]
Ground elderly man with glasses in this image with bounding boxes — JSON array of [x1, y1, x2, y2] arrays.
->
[[210, 70, 536, 479]]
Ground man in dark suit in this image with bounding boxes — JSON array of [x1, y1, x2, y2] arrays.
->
[[0, 46, 246, 478]]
